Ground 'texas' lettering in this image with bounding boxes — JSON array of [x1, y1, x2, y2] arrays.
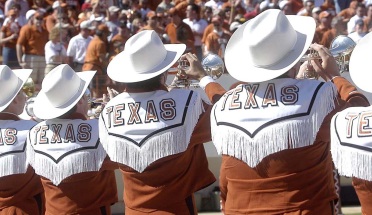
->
[[32, 123, 92, 144], [0, 128, 17, 145], [220, 83, 299, 110], [345, 111, 372, 138], [105, 99, 176, 128]]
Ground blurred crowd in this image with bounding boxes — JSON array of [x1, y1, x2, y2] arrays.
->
[[0, 0, 371, 97]]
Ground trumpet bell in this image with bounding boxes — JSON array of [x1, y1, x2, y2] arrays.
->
[[202, 53, 224, 80], [22, 78, 35, 97], [330, 35, 356, 73]]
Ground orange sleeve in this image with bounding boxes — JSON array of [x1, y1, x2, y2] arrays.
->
[[17, 25, 28, 46], [45, 16, 55, 33], [202, 24, 213, 43], [331, 76, 370, 107], [205, 82, 227, 104]]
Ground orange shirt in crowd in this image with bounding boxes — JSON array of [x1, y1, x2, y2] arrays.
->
[[165, 21, 196, 53], [1, 22, 21, 49], [201, 22, 230, 44], [83, 36, 107, 74], [17, 25, 49, 56], [204, 31, 230, 58]]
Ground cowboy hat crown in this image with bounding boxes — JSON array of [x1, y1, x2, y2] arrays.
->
[[225, 9, 316, 83], [107, 30, 186, 83], [0, 65, 32, 112]]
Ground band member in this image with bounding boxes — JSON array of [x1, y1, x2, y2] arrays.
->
[[185, 9, 369, 213], [26, 64, 118, 214], [99, 30, 217, 214], [0, 65, 44, 214], [331, 31, 372, 214]]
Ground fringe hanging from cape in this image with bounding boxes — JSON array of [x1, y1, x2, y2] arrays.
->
[[0, 153, 27, 177], [99, 92, 203, 173], [212, 82, 337, 167], [331, 130, 372, 181], [26, 144, 107, 185]]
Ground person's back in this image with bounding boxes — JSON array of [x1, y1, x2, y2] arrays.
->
[[330, 31, 372, 214], [0, 65, 44, 214], [186, 9, 369, 214], [26, 64, 118, 214], [99, 30, 217, 214]]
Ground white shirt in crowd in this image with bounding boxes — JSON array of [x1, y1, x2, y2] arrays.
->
[[348, 31, 367, 43], [204, 0, 223, 11], [183, 18, 209, 47], [347, 15, 366, 34], [66, 33, 93, 64], [3, 15, 27, 27], [45, 41, 67, 64]]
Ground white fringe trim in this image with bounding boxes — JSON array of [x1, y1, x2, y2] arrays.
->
[[0, 153, 28, 177], [99, 91, 203, 173], [331, 139, 372, 181], [26, 144, 107, 185], [212, 82, 337, 167]]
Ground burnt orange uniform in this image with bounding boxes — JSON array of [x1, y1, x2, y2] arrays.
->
[[40, 161, 118, 215], [352, 178, 372, 214], [0, 113, 44, 215], [100, 86, 218, 214], [27, 114, 118, 215], [204, 77, 369, 214]]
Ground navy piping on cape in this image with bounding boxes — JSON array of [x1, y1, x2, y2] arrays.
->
[[213, 82, 325, 138], [334, 114, 372, 152]]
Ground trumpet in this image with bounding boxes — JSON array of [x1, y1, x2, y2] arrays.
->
[[22, 77, 35, 97], [169, 53, 225, 88], [300, 35, 356, 78]]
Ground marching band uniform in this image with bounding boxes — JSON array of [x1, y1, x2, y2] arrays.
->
[[193, 10, 370, 214], [330, 31, 372, 214], [26, 64, 118, 215], [0, 66, 44, 214], [99, 30, 216, 214]]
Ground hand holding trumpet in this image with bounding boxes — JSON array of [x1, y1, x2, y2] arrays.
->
[[297, 43, 341, 81]]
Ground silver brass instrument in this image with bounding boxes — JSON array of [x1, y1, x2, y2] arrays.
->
[[22, 77, 35, 97], [170, 53, 225, 88], [300, 35, 356, 78]]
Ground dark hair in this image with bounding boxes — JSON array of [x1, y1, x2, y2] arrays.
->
[[11, 3, 21, 10], [57, 105, 77, 119], [125, 74, 163, 91], [188, 3, 200, 14]]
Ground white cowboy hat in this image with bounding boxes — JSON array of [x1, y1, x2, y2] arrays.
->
[[349, 31, 372, 93], [33, 64, 96, 120], [224, 9, 316, 83], [0, 66, 32, 112], [107, 30, 186, 83]]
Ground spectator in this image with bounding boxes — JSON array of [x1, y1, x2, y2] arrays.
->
[[313, 10, 333, 43], [0, 9, 21, 68], [156, 0, 174, 12], [165, 7, 195, 53], [138, 11, 165, 37], [106, 5, 121, 41], [320, 16, 347, 48], [3, 3, 27, 27], [16, 11, 48, 88], [44, 26, 69, 74], [347, 2, 366, 34], [5, 0, 29, 17], [204, 16, 230, 59], [82, 23, 110, 98], [45, 0, 67, 33], [67, 20, 94, 71], [183, 3, 208, 60], [297, 0, 315, 16], [363, 4, 372, 32], [348, 18, 367, 42]]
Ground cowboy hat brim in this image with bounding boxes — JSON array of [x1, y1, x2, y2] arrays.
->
[[33, 70, 96, 120], [0, 69, 32, 112], [349, 32, 372, 93], [225, 15, 316, 83], [107, 43, 186, 83]]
